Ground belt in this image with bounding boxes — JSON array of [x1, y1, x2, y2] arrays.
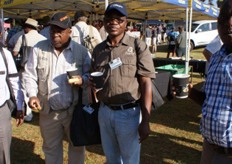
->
[[50, 107, 69, 112], [107, 101, 139, 110]]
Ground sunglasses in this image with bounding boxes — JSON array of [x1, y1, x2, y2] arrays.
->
[[104, 17, 126, 24]]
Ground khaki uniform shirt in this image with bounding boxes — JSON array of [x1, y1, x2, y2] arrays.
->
[[92, 33, 155, 105]]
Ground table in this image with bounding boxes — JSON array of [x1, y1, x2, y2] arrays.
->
[[153, 58, 206, 76]]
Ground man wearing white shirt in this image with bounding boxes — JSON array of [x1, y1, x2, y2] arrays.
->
[[203, 35, 222, 62], [13, 18, 46, 122], [71, 11, 102, 51], [0, 45, 24, 163]]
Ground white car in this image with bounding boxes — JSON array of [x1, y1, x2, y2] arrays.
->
[[190, 20, 218, 50]]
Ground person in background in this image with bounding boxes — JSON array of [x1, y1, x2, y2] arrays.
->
[[161, 24, 167, 43], [200, 1, 232, 163], [176, 26, 186, 57], [71, 11, 102, 46], [151, 25, 158, 54], [6, 19, 23, 46], [91, 2, 155, 164], [202, 35, 222, 62], [157, 24, 162, 44], [166, 27, 177, 58], [23, 12, 90, 164], [99, 25, 108, 40], [7, 30, 24, 54], [13, 18, 46, 122], [0, 40, 24, 163], [202, 35, 223, 75], [39, 15, 51, 40], [145, 25, 152, 47]]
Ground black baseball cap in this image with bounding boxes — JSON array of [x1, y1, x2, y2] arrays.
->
[[104, 2, 127, 17], [49, 12, 72, 29]]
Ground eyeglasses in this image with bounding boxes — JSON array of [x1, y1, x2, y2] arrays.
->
[[104, 17, 126, 24]]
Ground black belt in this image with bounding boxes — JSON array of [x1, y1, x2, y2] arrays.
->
[[107, 101, 139, 110]]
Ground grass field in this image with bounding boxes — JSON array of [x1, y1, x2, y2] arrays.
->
[[11, 45, 206, 164]]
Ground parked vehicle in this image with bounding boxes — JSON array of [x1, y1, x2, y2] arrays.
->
[[190, 20, 218, 50]]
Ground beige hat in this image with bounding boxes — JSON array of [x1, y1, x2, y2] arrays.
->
[[25, 18, 39, 29]]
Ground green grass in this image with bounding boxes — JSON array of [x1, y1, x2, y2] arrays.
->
[[11, 45, 206, 164]]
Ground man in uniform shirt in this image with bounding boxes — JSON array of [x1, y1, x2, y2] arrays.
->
[[23, 12, 91, 164], [91, 2, 155, 164]]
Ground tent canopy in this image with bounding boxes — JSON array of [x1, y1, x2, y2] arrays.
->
[[1, 0, 219, 21]]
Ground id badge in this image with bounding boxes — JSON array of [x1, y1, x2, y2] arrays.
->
[[83, 105, 94, 114], [109, 57, 122, 70]]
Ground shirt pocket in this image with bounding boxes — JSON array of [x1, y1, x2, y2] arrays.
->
[[217, 105, 232, 125], [120, 57, 137, 77], [37, 65, 48, 95]]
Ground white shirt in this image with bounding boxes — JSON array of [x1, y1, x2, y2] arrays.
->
[[0, 47, 24, 110], [99, 26, 108, 40], [205, 35, 223, 55], [71, 21, 102, 45], [13, 30, 46, 52]]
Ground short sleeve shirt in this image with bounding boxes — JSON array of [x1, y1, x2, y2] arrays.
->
[[91, 33, 155, 104]]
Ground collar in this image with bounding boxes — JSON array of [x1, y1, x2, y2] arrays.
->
[[76, 21, 88, 27], [106, 33, 130, 47], [49, 37, 73, 51], [26, 29, 39, 34]]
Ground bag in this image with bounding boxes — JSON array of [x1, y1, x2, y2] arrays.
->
[[6, 99, 16, 113], [134, 38, 165, 110], [13, 54, 23, 71], [70, 88, 101, 146], [20, 35, 33, 68], [151, 79, 164, 110], [12, 35, 32, 70], [83, 25, 100, 54]]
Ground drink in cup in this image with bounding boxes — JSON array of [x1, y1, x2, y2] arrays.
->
[[172, 74, 190, 99], [90, 72, 104, 90], [66, 68, 79, 79]]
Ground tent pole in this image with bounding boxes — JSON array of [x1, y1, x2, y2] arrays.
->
[[185, 7, 189, 63], [185, 0, 192, 74], [186, 6, 192, 74]]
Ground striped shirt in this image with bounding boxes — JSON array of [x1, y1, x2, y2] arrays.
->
[[201, 45, 232, 148]]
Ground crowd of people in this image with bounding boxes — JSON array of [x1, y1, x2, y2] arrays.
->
[[143, 24, 187, 58], [0, 2, 155, 164], [0, 0, 231, 163]]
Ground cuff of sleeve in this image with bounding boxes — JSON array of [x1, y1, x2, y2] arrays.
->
[[81, 76, 89, 88], [28, 92, 37, 98]]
